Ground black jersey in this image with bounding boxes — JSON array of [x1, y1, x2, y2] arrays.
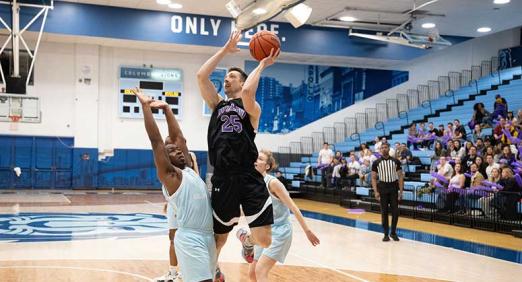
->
[[208, 98, 258, 173]]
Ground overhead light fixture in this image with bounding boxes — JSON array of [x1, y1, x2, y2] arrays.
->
[[422, 23, 436, 29], [253, 8, 267, 15], [477, 27, 492, 33], [226, 0, 241, 18], [168, 3, 183, 9], [493, 0, 510, 4], [284, 3, 312, 28], [339, 16, 357, 22], [156, 0, 171, 5]]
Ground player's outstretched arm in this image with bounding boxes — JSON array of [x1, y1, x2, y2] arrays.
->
[[196, 30, 242, 111], [189, 152, 200, 175], [150, 100, 193, 169], [268, 179, 320, 246], [132, 88, 182, 196], [241, 48, 280, 122]]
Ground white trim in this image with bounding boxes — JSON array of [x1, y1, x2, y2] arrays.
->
[[244, 196, 273, 224]]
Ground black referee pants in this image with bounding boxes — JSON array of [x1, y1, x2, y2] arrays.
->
[[378, 182, 399, 235]]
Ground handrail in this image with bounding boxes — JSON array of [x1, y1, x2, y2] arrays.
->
[[421, 100, 433, 115], [398, 111, 409, 126], [375, 121, 385, 137]]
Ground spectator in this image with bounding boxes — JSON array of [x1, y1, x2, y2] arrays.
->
[[498, 145, 516, 166], [474, 156, 487, 179], [317, 142, 334, 186], [444, 123, 454, 144], [436, 124, 445, 137], [436, 156, 454, 183], [494, 168, 522, 220], [346, 152, 361, 188], [374, 137, 383, 152], [440, 163, 465, 214], [398, 143, 413, 172], [407, 123, 419, 150], [500, 122, 519, 145], [476, 138, 486, 156], [472, 124, 484, 143], [493, 117, 507, 144], [478, 167, 501, 218], [469, 102, 491, 129], [492, 94, 508, 120], [470, 163, 485, 188], [359, 143, 370, 160], [462, 146, 478, 172], [332, 158, 347, 188], [393, 142, 401, 158], [485, 154, 500, 179], [513, 110, 522, 130], [450, 140, 465, 160], [359, 159, 372, 187], [431, 141, 447, 172], [453, 119, 467, 140], [362, 149, 377, 165]]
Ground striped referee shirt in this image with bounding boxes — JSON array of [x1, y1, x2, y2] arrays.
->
[[371, 156, 402, 183]]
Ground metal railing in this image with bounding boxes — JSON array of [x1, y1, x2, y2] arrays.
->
[[365, 108, 377, 130], [376, 103, 388, 123], [355, 112, 368, 132]]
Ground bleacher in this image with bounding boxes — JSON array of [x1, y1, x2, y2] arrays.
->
[[275, 65, 522, 233]]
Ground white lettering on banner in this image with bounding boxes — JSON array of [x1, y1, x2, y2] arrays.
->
[[171, 15, 182, 33], [187, 17, 197, 35], [210, 19, 221, 36], [200, 18, 209, 36], [170, 15, 284, 43], [171, 15, 222, 37]]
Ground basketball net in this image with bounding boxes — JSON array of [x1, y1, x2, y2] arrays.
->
[[427, 28, 440, 44], [9, 115, 21, 131]]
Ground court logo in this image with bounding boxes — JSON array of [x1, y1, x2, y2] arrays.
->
[[0, 213, 168, 243]]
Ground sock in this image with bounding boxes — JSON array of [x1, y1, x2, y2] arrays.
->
[[244, 234, 254, 248], [169, 265, 177, 274]]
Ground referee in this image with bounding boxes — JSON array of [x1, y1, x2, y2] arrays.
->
[[371, 142, 404, 242]]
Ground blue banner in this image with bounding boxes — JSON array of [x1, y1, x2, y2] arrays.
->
[[0, 2, 470, 61]]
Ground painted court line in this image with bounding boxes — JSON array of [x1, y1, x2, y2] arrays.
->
[[0, 265, 153, 281], [290, 253, 369, 282]]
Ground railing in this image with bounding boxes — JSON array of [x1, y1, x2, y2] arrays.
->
[[407, 89, 420, 109], [462, 69, 472, 86], [421, 100, 433, 115], [355, 112, 368, 133], [438, 75, 450, 95], [471, 65, 482, 81], [386, 99, 399, 119], [300, 136, 313, 155], [365, 108, 377, 130], [333, 122, 346, 143], [397, 94, 409, 113], [428, 80, 440, 100], [311, 132, 324, 153], [344, 117, 357, 136], [376, 103, 388, 123], [398, 111, 409, 125], [445, 89, 456, 104], [323, 127, 335, 145], [448, 71, 462, 91]]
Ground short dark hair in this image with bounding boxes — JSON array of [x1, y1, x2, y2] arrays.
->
[[228, 67, 248, 82], [323, 142, 329, 145], [381, 142, 389, 148], [454, 119, 460, 123]]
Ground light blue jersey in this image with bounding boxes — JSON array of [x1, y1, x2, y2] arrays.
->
[[162, 167, 213, 232], [162, 167, 215, 282], [254, 174, 293, 263], [264, 174, 290, 226]]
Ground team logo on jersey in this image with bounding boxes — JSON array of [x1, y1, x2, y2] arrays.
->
[[0, 212, 167, 243]]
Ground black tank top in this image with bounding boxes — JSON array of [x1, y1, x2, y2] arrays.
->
[[208, 99, 258, 173]]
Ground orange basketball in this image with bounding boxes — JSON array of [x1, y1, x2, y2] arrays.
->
[[249, 30, 281, 61]]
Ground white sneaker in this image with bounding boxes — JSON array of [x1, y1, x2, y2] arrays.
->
[[154, 270, 180, 282]]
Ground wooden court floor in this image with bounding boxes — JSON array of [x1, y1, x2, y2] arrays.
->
[[1, 190, 521, 282]]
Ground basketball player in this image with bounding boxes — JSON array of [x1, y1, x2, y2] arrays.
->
[[133, 88, 215, 282], [197, 30, 280, 276], [157, 138, 199, 282], [247, 149, 320, 282]]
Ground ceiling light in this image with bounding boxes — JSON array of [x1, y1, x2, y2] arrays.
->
[[253, 8, 267, 15], [493, 0, 510, 4], [226, 0, 241, 18], [477, 27, 492, 33], [156, 0, 171, 5], [339, 16, 357, 22], [422, 23, 436, 29], [168, 3, 182, 9], [284, 3, 312, 28]]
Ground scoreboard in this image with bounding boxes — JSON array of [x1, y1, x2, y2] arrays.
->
[[119, 66, 183, 120]]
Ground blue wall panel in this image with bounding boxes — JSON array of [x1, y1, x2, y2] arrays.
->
[[35, 138, 53, 169], [72, 148, 99, 188], [0, 136, 12, 167]]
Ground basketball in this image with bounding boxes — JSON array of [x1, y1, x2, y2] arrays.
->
[[249, 30, 281, 61]]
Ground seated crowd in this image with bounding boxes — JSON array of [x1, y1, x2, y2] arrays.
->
[[307, 94, 522, 220]]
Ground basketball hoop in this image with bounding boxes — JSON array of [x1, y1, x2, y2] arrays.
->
[[9, 115, 21, 131]]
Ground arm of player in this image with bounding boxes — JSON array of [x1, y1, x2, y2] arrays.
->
[[196, 30, 242, 111], [398, 168, 404, 200], [241, 48, 280, 125], [151, 100, 193, 170], [133, 88, 182, 196], [269, 179, 320, 246], [371, 161, 380, 201], [189, 152, 200, 175]]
